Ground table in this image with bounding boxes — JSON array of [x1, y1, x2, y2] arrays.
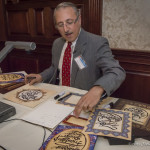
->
[[0, 83, 150, 150]]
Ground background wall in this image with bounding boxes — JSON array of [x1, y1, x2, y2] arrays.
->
[[102, 0, 150, 51]]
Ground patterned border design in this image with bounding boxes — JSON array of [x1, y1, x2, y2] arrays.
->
[[85, 109, 131, 139]]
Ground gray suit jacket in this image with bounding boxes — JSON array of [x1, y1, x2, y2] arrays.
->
[[40, 28, 126, 96]]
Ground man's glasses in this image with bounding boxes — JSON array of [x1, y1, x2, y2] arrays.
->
[[56, 15, 79, 28]]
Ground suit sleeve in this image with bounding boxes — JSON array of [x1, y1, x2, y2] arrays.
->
[[40, 65, 55, 83], [39, 40, 57, 83], [93, 37, 126, 96]]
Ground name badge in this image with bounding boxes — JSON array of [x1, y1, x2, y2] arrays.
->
[[74, 55, 87, 70]]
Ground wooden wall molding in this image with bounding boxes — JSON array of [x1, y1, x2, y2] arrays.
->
[[5, 0, 103, 36], [5, 0, 102, 44], [112, 48, 150, 74], [112, 48, 150, 104], [88, 0, 102, 35]]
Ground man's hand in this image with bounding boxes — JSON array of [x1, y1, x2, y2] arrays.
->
[[25, 74, 43, 85], [73, 86, 104, 118]]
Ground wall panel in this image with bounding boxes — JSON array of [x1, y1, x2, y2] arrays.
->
[[7, 10, 30, 35], [112, 49, 150, 104]]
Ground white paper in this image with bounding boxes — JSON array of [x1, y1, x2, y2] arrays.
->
[[22, 100, 74, 128]]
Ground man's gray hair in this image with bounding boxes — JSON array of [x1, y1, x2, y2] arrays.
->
[[53, 2, 80, 25]]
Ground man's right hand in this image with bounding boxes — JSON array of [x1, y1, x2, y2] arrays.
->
[[25, 74, 43, 85]]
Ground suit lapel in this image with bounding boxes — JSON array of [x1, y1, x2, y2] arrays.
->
[[71, 29, 87, 86]]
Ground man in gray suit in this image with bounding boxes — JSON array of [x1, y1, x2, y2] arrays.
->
[[25, 2, 126, 117]]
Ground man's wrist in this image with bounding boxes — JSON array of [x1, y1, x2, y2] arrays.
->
[[92, 85, 107, 100], [93, 85, 104, 94]]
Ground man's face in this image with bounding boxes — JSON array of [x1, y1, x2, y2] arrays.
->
[[55, 7, 81, 42]]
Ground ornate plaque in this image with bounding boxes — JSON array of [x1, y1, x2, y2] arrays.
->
[[3, 84, 56, 108], [83, 108, 132, 140], [0, 73, 24, 84], [40, 125, 97, 150]]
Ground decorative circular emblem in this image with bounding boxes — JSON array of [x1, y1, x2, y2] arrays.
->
[[46, 129, 90, 150], [17, 89, 44, 101]]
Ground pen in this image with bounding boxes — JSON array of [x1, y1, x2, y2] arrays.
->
[[58, 93, 72, 101], [54, 91, 65, 100]]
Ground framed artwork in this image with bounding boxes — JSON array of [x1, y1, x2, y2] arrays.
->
[[0, 73, 24, 84], [113, 99, 150, 140], [39, 125, 97, 150], [83, 108, 132, 140], [122, 104, 150, 126], [57, 94, 81, 107], [63, 115, 88, 127], [3, 84, 56, 108]]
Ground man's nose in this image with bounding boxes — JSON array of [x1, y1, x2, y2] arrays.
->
[[63, 23, 69, 32]]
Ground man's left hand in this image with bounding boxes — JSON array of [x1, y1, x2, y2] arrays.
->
[[73, 86, 104, 118]]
